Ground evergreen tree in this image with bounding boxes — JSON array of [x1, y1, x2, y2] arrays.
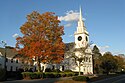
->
[[92, 45, 102, 74]]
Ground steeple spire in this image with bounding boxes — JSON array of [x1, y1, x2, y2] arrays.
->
[[77, 6, 85, 33], [79, 6, 83, 22], [75, 6, 88, 35]]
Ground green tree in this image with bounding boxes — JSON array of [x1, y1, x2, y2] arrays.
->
[[100, 52, 117, 75]]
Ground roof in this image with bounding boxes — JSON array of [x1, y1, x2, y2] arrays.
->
[[0, 43, 75, 58], [65, 42, 75, 52], [0, 47, 17, 58]]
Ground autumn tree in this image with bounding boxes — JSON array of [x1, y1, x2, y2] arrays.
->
[[100, 52, 117, 75], [15, 11, 65, 72], [114, 55, 125, 72], [92, 45, 102, 74]]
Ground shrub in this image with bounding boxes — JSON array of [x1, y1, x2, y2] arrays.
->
[[64, 69, 72, 72], [30, 73, 38, 79], [52, 72, 61, 78], [45, 68, 52, 72], [22, 72, 76, 79], [60, 72, 66, 77], [44, 72, 54, 78], [120, 71, 125, 74], [52, 69, 61, 73], [22, 72, 32, 79], [21, 72, 43, 79], [0, 68, 6, 81], [64, 72, 75, 77], [74, 72, 79, 76], [72, 76, 90, 81]]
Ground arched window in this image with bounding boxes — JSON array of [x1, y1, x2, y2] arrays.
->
[[86, 36, 88, 41], [16, 59, 18, 63], [6, 58, 8, 62], [11, 59, 13, 63], [16, 67, 18, 71], [10, 66, 13, 71]]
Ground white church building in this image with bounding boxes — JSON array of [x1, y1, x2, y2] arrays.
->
[[62, 7, 93, 74]]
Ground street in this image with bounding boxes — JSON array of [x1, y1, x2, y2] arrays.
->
[[91, 75, 125, 83], [1, 75, 125, 83]]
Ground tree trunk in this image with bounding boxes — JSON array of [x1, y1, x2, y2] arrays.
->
[[78, 62, 81, 76], [37, 57, 41, 72]]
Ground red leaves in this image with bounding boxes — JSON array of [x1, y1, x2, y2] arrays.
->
[[15, 11, 65, 64]]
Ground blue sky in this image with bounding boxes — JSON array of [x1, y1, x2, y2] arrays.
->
[[0, 0, 125, 55]]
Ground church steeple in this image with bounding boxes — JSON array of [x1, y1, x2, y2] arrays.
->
[[77, 6, 85, 33], [79, 6, 83, 22]]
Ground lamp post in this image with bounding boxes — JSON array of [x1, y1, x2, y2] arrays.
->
[[1, 41, 7, 80]]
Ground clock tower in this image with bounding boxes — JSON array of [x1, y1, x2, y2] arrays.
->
[[73, 7, 93, 74], [74, 7, 89, 48]]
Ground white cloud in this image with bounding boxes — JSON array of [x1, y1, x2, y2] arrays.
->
[[112, 50, 125, 55], [58, 10, 86, 22], [98, 45, 110, 54], [90, 44, 110, 55], [64, 23, 72, 27], [58, 10, 79, 22], [12, 33, 19, 38], [68, 34, 73, 37]]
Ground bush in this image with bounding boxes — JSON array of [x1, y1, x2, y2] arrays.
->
[[22, 72, 76, 79], [52, 72, 61, 78], [44, 72, 61, 78], [45, 68, 61, 73], [72, 76, 90, 81], [74, 72, 79, 76], [44, 72, 54, 78], [65, 72, 75, 77], [60, 72, 66, 77], [22, 72, 32, 79], [45, 68, 52, 72], [0, 68, 6, 81], [120, 71, 125, 74], [21, 72, 43, 79], [52, 69, 61, 73], [64, 69, 72, 72]]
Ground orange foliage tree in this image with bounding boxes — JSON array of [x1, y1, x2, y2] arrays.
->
[[15, 11, 65, 72]]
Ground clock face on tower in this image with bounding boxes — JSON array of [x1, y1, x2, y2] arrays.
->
[[78, 36, 82, 41]]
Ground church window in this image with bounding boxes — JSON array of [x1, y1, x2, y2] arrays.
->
[[6, 58, 8, 62], [86, 36, 88, 41], [16, 59, 18, 63], [16, 67, 18, 71], [10, 66, 13, 71], [11, 59, 13, 63], [62, 65, 64, 71], [89, 57, 91, 62], [52, 65, 55, 70]]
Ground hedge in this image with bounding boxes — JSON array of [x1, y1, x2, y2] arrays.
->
[[72, 76, 90, 81], [22, 72, 43, 79], [22, 72, 76, 79]]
